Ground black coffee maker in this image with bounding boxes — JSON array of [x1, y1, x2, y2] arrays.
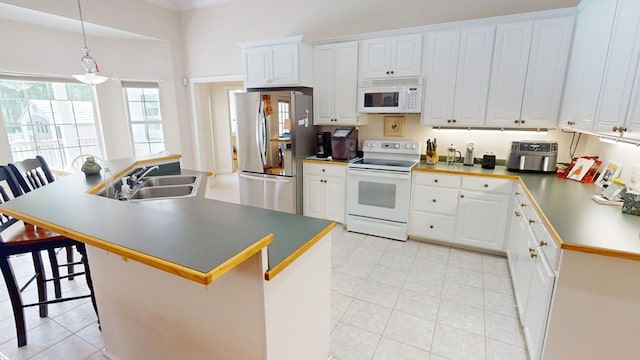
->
[[315, 132, 332, 158]]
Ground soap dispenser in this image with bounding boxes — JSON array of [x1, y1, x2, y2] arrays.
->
[[119, 176, 131, 200]]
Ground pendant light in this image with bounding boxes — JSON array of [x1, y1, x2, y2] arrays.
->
[[72, 0, 108, 85]]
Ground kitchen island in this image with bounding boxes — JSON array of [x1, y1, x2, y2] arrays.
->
[[414, 162, 640, 360], [0, 155, 335, 360]]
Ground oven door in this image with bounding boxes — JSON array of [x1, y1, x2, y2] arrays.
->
[[346, 167, 412, 222]]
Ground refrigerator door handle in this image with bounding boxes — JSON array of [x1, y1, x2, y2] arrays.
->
[[257, 98, 266, 168], [239, 173, 265, 180], [263, 175, 292, 183]]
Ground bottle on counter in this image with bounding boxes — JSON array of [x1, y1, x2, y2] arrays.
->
[[104, 167, 114, 199]]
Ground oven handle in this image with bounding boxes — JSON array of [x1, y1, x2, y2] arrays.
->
[[348, 168, 412, 180]]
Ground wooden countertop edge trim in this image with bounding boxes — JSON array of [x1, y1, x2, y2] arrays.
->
[[264, 222, 336, 281], [0, 202, 273, 285], [412, 167, 640, 261], [301, 159, 350, 166]]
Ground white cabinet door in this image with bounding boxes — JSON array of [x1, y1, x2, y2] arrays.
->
[[523, 250, 555, 360], [594, 0, 640, 135], [507, 201, 535, 323], [624, 72, 640, 139], [359, 34, 422, 78], [314, 45, 337, 125], [560, 0, 618, 131], [303, 174, 325, 220], [390, 34, 422, 77], [314, 42, 360, 125], [486, 21, 533, 127], [269, 43, 298, 86], [520, 16, 574, 128], [455, 190, 509, 251], [324, 176, 346, 223], [486, 17, 573, 129], [423, 30, 461, 126], [244, 47, 270, 88], [452, 25, 496, 127]]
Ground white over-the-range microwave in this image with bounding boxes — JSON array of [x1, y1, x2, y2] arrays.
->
[[358, 77, 423, 114]]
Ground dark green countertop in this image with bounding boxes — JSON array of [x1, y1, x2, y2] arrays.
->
[[0, 156, 334, 283], [414, 162, 640, 260]]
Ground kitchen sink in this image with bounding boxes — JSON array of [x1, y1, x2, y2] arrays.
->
[[139, 175, 199, 187], [129, 185, 196, 200]]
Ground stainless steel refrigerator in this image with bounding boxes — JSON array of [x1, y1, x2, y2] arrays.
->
[[235, 89, 315, 214]]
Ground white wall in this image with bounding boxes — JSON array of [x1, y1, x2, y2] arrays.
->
[[0, 1, 195, 167], [210, 81, 243, 174], [582, 136, 640, 190]]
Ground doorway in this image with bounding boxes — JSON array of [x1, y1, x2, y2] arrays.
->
[[190, 77, 244, 175]]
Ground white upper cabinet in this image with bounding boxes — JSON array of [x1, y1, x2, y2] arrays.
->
[[593, 0, 640, 136], [313, 42, 364, 125], [242, 37, 313, 88], [359, 34, 422, 79], [486, 17, 574, 128], [560, 0, 618, 131], [422, 26, 495, 127]]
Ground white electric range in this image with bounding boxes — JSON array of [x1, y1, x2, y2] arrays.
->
[[346, 139, 421, 241]]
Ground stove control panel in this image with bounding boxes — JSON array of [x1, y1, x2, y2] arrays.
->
[[363, 140, 421, 155]]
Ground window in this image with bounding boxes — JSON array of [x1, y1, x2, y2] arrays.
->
[[278, 100, 290, 136], [0, 77, 103, 169], [123, 82, 165, 156]]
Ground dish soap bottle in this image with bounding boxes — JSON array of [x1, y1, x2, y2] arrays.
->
[[103, 167, 114, 199]]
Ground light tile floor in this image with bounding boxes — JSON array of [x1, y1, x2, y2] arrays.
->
[[0, 172, 528, 359]]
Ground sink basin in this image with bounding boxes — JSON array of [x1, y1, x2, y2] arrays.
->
[[140, 175, 198, 187], [129, 185, 195, 200]]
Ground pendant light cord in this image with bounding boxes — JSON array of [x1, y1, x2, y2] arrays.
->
[[77, 0, 88, 49]]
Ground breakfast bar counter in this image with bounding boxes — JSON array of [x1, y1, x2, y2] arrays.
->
[[0, 154, 334, 360]]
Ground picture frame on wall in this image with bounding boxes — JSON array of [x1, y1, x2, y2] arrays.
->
[[383, 116, 405, 137], [595, 161, 622, 187]]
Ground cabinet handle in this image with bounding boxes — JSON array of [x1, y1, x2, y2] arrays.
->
[[429, 225, 434, 229], [528, 219, 536, 224], [386, 70, 390, 75], [322, 169, 325, 172], [434, 179, 439, 183], [567, 120, 575, 126], [539, 240, 548, 247], [613, 126, 619, 132], [529, 247, 536, 253], [390, 70, 395, 74], [514, 120, 519, 124], [432, 199, 437, 203], [620, 126, 627, 132], [521, 120, 526, 124], [447, 119, 453, 123], [521, 203, 527, 207], [460, 194, 465, 199], [452, 119, 457, 123], [483, 184, 489, 188], [515, 192, 521, 195], [530, 251, 537, 259], [514, 211, 521, 217]]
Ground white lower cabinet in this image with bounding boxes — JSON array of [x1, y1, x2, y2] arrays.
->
[[455, 177, 512, 251], [303, 162, 346, 223], [409, 173, 511, 252], [409, 172, 461, 243], [507, 185, 557, 360]]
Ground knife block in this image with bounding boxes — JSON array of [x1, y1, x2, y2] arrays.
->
[[426, 150, 438, 165]]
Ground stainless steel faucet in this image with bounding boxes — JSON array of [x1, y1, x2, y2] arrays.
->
[[130, 165, 159, 189]]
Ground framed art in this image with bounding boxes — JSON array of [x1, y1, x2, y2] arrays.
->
[[383, 116, 405, 137], [595, 161, 622, 187]]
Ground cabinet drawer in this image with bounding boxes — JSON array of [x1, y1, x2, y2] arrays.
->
[[409, 211, 456, 242], [462, 176, 513, 194], [303, 162, 346, 177], [413, 172, 461, 188], [412, 186, 458, 215]]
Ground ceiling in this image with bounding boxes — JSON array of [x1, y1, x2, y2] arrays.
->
[[0, 2, 157, 40], [144, 0, 230, 11]]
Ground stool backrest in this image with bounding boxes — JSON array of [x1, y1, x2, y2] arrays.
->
[[8, 156, 55, 193], [0, 165, 23, 233]]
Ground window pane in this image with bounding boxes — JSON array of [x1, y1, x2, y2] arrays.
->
[[0, 78, 103, 168], [124, 85, 165, 156]]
